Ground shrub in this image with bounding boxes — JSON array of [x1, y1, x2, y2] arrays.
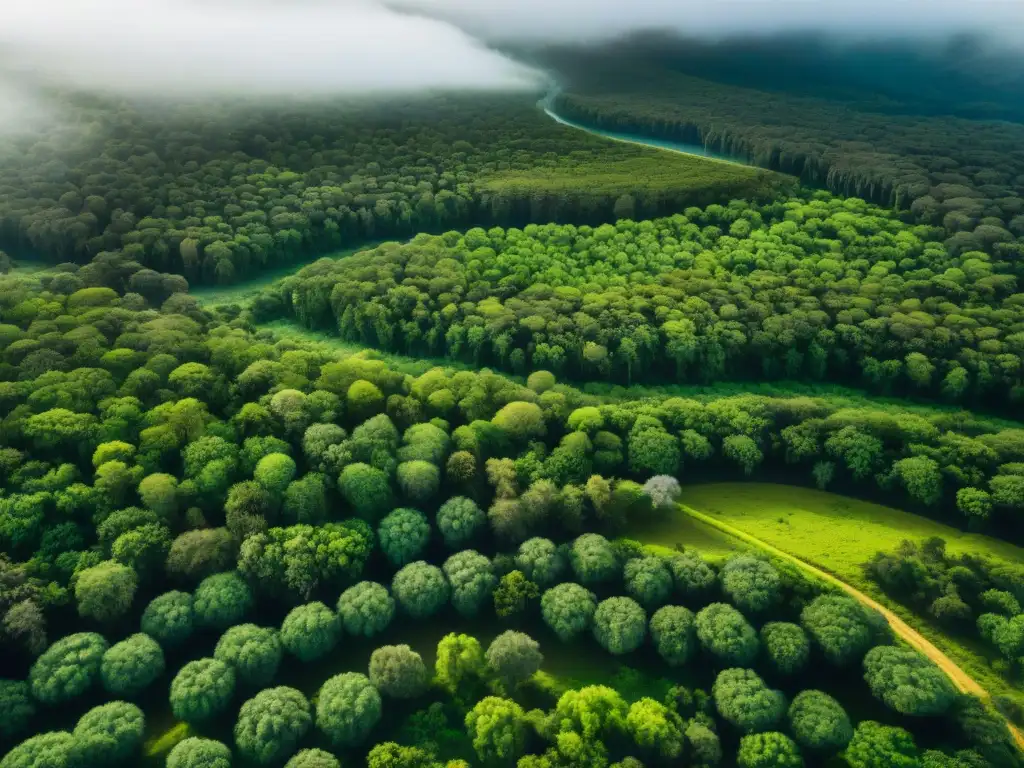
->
[[378, 508, 431, 567], [141, 590, 194, 648], [234, 687, 312, 765], [281, 602, 341, 662], [193, 572, 254, 630], [315, 672, 382, 747], [593, 597, 647, 655], [75, 560, 137, 623], [862, 646, 957, 716], [541, 583, 597, 642], [515, 537, 567, 588], [437, 496, 486, 549], [100, 633, 165, 697], [695, 603, 759, 666], [392, 561, 450, 619], [69, 701, 145, 766], [166, 738, 232, 768], [720, 556, 781, 615], [338, 581, 395, 637], [369, 645, 429, 699], [650, 605, 696, 666], [214, 624, 283, 687], [788, 690, 853, 753], [29, 632, 108, 705], [800, 595, 878, 666], [712, 668, 786, 734], [569, 533, 619, 587], [170, 658, 236, 723], [624, 556, 673, 609], [465, 696, 529, 764], [444, 550, 497, 617], [0, 680, 34, 743], [486, 631, 543, 688], [667, 550, 717, 600], [737, 732, 803, 768], [760, 622, 810, 676]]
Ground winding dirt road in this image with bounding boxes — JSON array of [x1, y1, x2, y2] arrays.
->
[[675, 503, 1024, 751]]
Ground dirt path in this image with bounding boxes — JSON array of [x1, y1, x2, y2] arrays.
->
[[676, 503, 1024, 751]]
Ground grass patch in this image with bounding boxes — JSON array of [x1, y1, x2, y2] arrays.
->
[[676, 482, 1023, 572], [257, 319, 475, 377]]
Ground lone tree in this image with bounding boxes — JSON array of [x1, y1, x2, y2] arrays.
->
[[486, 631, 543, 688], [368, 644, 430, 699]]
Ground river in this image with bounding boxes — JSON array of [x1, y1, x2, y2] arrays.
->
[[539, 90, 750, 167]]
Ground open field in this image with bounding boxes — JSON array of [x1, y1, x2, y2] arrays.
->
[[676, 482, 1023, 574]]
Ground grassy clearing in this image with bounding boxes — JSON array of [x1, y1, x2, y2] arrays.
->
[[191, 242, 387, 307], [676, 482, 1023, 573], [660, 482, 1024, 718], [258, 319, 476, 377]]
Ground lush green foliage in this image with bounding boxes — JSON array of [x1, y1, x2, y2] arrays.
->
[[369, 645, 429, 699], [337, 581, 395, 637], [100, 632, 165, 697], [70, 701, 145, 766], [315, 672, 382, 747], [280, 602, 340, 662], [166, 737, 233, 768], [214, 623, 283, 687], [170, 658, 236, 724], [28, 632, 107, 705]]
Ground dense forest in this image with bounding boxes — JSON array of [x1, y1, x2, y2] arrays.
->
[[258, 192, 1024, 414], [546, 49, 1024, 252], [0, 94, 787, 285], [1, 29, 1023, 768], [0, 267, 1021, 767]]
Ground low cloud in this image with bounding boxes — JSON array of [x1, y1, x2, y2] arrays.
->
[[0, 0, 542, 109], [399, 0, 1024, 45]]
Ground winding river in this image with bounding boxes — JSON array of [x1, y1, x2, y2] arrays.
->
[[539, 90, 750, 167]]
